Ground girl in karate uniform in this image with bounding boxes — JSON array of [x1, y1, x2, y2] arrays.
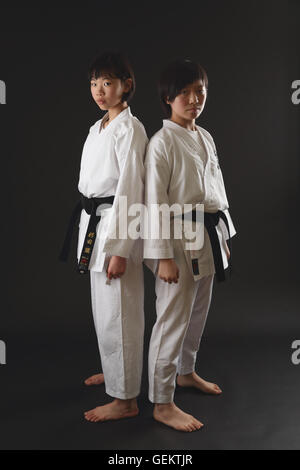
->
[[144, 58, 236, 432], [77, 52, 148, 422]]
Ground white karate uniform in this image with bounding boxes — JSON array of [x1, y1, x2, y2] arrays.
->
[[144, 119, 237, 403], [77, 107, 148, 399]]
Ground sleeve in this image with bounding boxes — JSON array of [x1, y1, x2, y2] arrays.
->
[[206, 130, 237, 241], [220, 208, 237, 240], [143, 137, 174, 259], [101, 125, 148, 258]]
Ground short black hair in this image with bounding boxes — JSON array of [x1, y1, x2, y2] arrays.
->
[[88, 51, 136, 103], [158, 58, 208, 118]]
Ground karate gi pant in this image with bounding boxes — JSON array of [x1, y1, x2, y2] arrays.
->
[[90, 255, 144, 400], [147, 245, 214, 404]]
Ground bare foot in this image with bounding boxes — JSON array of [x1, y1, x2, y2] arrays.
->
[[176, 372, 222, 395], [84, 398, 139, 423], [84, 373, 105, 386], [153, 402, 203, 432]]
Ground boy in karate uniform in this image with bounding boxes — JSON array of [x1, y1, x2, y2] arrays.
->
[[144, 59, 236, 432], [74, 52, 148, 422]]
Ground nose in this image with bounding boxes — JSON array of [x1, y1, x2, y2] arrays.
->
[[189, 91, 199, 104], [95, 83, 104, 96]]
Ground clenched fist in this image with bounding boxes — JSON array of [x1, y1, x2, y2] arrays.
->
[[158, 259, 179, 284], [106, 256, 127, 280]]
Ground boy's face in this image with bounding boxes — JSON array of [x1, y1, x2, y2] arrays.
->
[[167, 79, 207, 123], [90, 74, 131, 110]]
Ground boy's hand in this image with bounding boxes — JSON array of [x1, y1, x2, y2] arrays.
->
[[107, 256, 127, 280], [225, 242, 230, 260], [158, 259, 179, 284]]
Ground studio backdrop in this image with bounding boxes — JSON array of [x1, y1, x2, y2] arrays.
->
[[0, 2, 299, 450]]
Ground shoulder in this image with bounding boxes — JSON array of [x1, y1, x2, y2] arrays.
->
[[147, 127, 174, 153], [115, 113, 148, 143], [145, 128, 173, 167], [196, 125, 215, 144], [89, 118, 102, 133]]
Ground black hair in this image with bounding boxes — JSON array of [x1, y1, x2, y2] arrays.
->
[[88, 51, 136, 103], [158, 58, 208, 118]]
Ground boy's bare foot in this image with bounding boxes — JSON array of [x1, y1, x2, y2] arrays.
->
[[176, 372, 222, 394], [153, 402, 203, 432], [84, 398, 139, 423], [84, 373, 105, 386]]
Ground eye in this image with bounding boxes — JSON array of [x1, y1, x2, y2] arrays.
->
[[91, 82, 96, 87], [104, 81, 111, 87]]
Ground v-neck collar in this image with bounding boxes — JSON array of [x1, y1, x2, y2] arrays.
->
[[163, 119, 210, 166], [98, 106, 132, 134]]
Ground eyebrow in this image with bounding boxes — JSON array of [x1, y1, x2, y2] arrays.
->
[[90, 76, 113, 81], [182, 85, 206, 90]]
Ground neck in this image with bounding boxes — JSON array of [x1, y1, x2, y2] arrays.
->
[[107, 102, 128, 122], [170, 113, 196, 131]]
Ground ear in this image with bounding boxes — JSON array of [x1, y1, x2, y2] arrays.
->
[[124, 78, 133, 92], [165, 96, 171, 105]]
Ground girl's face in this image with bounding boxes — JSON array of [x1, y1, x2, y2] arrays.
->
[[167, 79, 207, 124], [90, 74, 131, 110]]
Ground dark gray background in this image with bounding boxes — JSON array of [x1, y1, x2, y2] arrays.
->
[[0, 2, 299, 450]]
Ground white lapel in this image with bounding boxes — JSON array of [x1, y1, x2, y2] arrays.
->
[[97, 106, 131, 135], [163, 119, 210, 168]]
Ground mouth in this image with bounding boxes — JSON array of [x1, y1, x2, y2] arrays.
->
[[188, 107, 201, 112], [97, 99, 105, 105]]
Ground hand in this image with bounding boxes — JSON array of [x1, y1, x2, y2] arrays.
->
[[225, 242, 230, 260], [106, 256, 127, 280], [158, 259, 179, 284]]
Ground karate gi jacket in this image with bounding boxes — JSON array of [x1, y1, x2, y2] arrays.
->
[[77, 107, 148, 272], [143, 119, 236, 280]]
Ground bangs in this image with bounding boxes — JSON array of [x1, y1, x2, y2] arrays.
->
[[89, 69, 119, 81], [88, 52, 131, 82]]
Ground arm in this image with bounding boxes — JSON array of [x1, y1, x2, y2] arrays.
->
[[143, 138, 179, 283], [102, 124, 148, 260]]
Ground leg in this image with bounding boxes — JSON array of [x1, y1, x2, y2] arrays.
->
[[85, 257, 144, 422], [148, 248, 204, 431], [148, 260, 197, 404], [177, 274, 214, 375], [176, 274, 222, 394], [84, 271, 105, 386]]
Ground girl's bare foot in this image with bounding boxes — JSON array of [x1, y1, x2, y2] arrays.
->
[[176, 372, 222, 394], [153, 402, 203, 432], [84, 398, 139, 423], [84, 373, 105, 386]]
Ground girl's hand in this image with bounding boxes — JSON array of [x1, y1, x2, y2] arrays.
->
[[106, 256, 127, 280], [225, 242, 230, 260], [158, 259, 179, 284]]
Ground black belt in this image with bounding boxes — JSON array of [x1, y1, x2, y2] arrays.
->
[[59, 193, 115, 274], [182, 209, 232, 282]]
